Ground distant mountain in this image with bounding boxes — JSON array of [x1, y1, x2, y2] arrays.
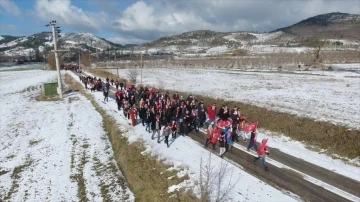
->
[[274, 12, 360, 40], [0, 32, 130, 57]]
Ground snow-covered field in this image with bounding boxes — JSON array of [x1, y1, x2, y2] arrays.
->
[[0, 68, 134, 201], [110, 68, 360, 130], [69, 71, 300, 202]]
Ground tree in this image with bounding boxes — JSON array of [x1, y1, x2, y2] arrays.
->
[[304, 37, 327, 64], [47, 52, 64, 70], [81, 52, 90, 67]]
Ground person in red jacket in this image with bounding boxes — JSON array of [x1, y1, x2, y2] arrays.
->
[[254, 139, 270, 171], [170, 119, 178, 138], [130, 106, 137, 126], [210, 125, 220, 150], [207, 103, 217, 125]]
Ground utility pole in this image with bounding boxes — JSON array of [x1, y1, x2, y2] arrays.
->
[[78, 39, 80, 70], [50, 21, 63, 99], [89, 39, 93, 68], [46, 20, 69, 99], [115, 49, 119, 77], [140, 53, 143, 86]]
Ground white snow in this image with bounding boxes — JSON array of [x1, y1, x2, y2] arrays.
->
[[69, 71, 300, 202], [250, 31, 283, 42], [38, 45, 44, 52], [65, 40, 78, 45], [110, 68, 360, 130], [0, 36, 4, 40], [206, 46, 229, 54], [0, 67, 134, 201]]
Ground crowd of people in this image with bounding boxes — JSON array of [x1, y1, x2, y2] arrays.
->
[[78, 75, 270, 171]]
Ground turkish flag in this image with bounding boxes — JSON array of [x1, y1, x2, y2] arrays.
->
[[244, 122, 258, 134], [217, 120, 233, 129]]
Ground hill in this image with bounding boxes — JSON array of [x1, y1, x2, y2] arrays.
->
[[0, 32, 127, 57], [274, 12, 360, 40]]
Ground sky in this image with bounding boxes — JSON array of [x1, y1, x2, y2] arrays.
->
[[0, 0, 359, 45]]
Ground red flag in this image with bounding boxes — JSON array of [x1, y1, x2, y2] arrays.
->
[[217, 120, 232, 129], [244, 122, 258, 134]]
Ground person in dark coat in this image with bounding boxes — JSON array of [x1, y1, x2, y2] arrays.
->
[[218, 105, 225, 120], [247, 131, 258, 152], [139, 105, 146, 126], [119, 82, 124, 90], [197, 103, 207, 128], [145, 108, 154, 132], [102, 82, 110, 102]]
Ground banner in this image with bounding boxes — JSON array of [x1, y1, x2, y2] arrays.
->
[[244, 122, 258, 134]]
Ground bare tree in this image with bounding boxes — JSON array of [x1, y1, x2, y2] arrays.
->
[[126, 69, 138, 83], [198, 153, 239, 202], [304, 37, 327, 64], [47, 52, 64, 70], [156, 77, 165, 89]]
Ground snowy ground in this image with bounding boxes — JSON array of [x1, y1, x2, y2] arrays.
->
[[109, 68, 360, 130], [0, 68, 134, 201], [69, 71, 300, 202]]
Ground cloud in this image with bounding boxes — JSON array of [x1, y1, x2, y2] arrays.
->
[[34, 0, 110, 33], [0, 0, 21, 16], [110, 0, 360, 42], [0, 24, 17, 32], [107, 36, 147, 45], [29, 0, 360, 44]]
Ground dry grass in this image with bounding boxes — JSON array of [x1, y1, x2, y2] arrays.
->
[[88, 69, 360, 159], [64, 74, 199, 202], [35, 93, 61, 102]]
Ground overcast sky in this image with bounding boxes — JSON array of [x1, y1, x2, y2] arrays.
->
[[0, 0, 359, 44]]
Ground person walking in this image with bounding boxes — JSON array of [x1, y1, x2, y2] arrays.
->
[[197, 103, 206, 129], [170, 119, 178, 139], [219, 132, 226, 157], [254, 139, 270, 171], [205, 123, 215, 149], [247, 130, 258, 152], [102, 82, 110, 102], [139, 104, 146, 126], [145, 108, 154, 133], [224, 126, 233, 151], [130, 105, 137, 126], [207, 103, 217, 127], [162, 123, 172, 147], [238, 119, 246, 142], [151, 115, 162, 143]]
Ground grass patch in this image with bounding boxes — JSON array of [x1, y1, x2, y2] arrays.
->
[[35, 93, 61, 101], [4, 157, 32, 201], [6, 155, 16, 160], [91, 68, 360, 159], [64, 74, 199, 202], [29, 139, 43, 147], [68, 96, 80, 103], [93, 155, 129, 201], [0, 169, 10, 176], [70, 150, 89, 202]]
